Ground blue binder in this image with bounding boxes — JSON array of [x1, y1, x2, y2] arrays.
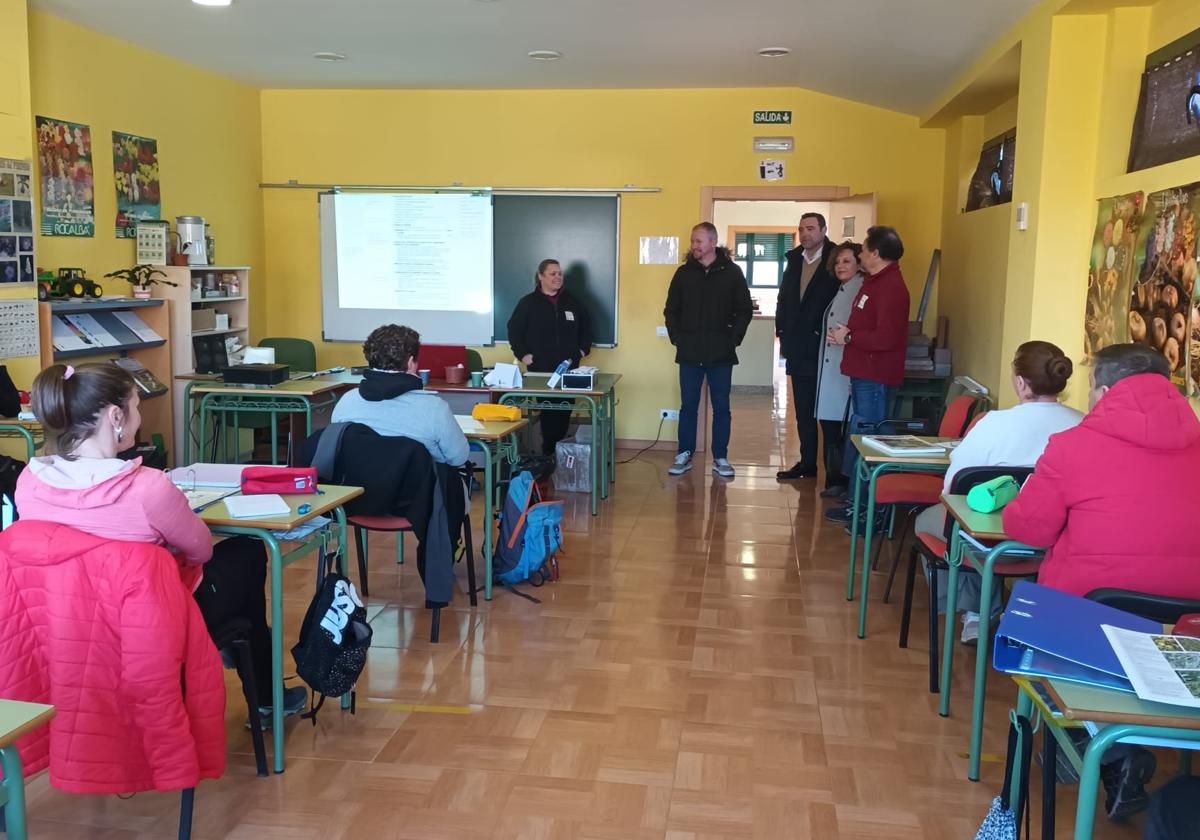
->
[[992, 581, 1160, 692]]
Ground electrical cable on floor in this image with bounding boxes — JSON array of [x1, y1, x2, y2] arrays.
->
[[618, 416, 665, 465]]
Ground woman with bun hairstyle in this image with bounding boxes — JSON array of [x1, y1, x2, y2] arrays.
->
[[14, 363, 307, 723], [915, 340, 1083, 643]]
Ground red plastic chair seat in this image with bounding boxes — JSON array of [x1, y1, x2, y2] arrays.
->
[[874, 473, 942, 505], [347, 515, 412, 531], [916, 531, 947, 558]]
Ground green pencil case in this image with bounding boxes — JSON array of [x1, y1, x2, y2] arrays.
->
[[966, 476, 1020, 513]]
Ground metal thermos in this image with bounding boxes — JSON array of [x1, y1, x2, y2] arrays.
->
[[176, 215, 207, 266]]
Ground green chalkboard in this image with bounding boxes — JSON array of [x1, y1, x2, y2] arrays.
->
[[492, 195, 619, 346]]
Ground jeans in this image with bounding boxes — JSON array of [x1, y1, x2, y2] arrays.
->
[[790, 374, 818, 467], [678, 363, 733, 459], [841, 378, 896, 479]]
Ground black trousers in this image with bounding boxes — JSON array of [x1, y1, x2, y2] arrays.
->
[[790, 374, 819, 468], [819, 418, 849, 489], [540, 402, 573, 455], [191, 535, 272, 700], [1146, 776, 1200, 840]]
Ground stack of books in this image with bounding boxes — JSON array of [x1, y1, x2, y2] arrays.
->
[[905, 333, 934, 372]]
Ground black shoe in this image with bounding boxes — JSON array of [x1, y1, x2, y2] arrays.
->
[[824, 504, 854, 523], [819, 485, 848, 499], [843, 512, 887, 537], [776, 462, 818, 480], [1100, 747, 1156, 821]]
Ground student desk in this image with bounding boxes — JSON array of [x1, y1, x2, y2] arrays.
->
[[1012, 676, 1200, 840], [457, 414, 527, 600], [0, 700, 54, 840], [199, 484, 363, 772], [493, 373, 621, 516], [846, 435, 953, 638], [0, 420, 43, 461], [184, 372, 359, 465], [940, 492, 1044, 781]]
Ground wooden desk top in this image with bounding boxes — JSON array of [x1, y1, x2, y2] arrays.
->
[[0, 700, 55, 748], [1022, 676, 1200, 731], [852, 434, 956, 466], [0, 419, 43, 430], [199, 484, 363, 529], [941, 493, 1009, 541], [190, 371, 361, 398], [456, 415, 528, 440]]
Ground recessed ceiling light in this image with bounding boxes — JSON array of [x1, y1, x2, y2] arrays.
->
[[313, 52, 348, 62], [191, 0, 233, 6], [528, 50, 562, 61], [756, 47, 790, 58]]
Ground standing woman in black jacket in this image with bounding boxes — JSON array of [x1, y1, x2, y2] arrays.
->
[[506, 258, 594, 454]]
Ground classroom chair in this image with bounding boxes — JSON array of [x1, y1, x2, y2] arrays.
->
[[898, 465, 1036, 694], [466, 348, 483, 373], [1083, 589, 1200, 626], [210, 619, 269, 777], [259, 337, 317, 371]]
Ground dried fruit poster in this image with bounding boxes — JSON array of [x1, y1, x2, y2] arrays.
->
[[35, 116, 95, 237], [112, 131, 161, 239], [1131, 184, 1199, 393], [1085, 192, 1142, 360]]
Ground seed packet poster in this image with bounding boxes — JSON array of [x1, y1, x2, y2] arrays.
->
[[35, 116, 95, 237], [0, 157, 37, 283], [1084, 192, 1142, 361], [112, 131, 160, 239], [1130, 184, 1199, 393]]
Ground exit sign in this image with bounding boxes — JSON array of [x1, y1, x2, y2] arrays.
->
[[754, 110, 792, 124]]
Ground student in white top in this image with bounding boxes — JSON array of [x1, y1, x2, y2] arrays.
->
[[916, 340, 1083, 642]]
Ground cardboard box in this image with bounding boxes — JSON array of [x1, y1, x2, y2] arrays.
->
[[191, 308, 217, 332]]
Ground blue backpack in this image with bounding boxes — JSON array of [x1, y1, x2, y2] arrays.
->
[[494, 471, 563, 587]]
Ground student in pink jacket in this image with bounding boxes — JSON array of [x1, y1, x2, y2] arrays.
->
[[15, 363, 307, 724]]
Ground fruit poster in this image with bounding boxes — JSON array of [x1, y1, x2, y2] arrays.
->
[[0, 157, 37, 284], [112, 131, 161, 239], [1084, 192, 1142, 360], [1130, 184, 1199, 393], [35, 116, 95, 237]]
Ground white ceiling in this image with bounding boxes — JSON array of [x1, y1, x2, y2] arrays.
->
[[29, 0, 1041, 115]]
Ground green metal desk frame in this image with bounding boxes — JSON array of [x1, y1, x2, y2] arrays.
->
[[496, 386, 617, 516], [1010, 687, 1200, 840], [845, 457, 949, 638], [0, 423, 41, 461], [0, 745, 25, 840], [939, 526, 1044, 781], [468, 432, 522, 601], [205, 509, 351, 773]]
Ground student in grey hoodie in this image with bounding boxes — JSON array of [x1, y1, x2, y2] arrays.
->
[[331, 324, 470, 466]]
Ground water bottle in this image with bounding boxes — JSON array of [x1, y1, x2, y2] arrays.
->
[[547, 359, 570, 389]]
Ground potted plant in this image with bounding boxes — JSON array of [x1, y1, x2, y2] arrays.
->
[[104, 264, 177, 299]]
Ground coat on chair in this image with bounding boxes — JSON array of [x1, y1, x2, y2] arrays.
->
[[0, 520, 226, 794]]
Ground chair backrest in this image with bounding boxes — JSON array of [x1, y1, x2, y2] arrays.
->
[[465, 348, 483, 373], [938, 394, 980, 438], [963, 409, 989, 434], [261, 337, 317, 372], [1084, 588, 1200, 625], [943, 465, 1035, 541]]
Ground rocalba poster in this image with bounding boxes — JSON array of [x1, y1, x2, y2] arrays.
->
[[112, 131, 161, 238], [36, 116, 95, 237]]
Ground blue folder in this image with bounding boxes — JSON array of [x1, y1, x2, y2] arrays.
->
[[992, 581, 1160, 693]]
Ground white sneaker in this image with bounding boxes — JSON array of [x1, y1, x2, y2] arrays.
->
[[960, 611, 980, 645], [668, 451, 693, 475], [712, 458, 735, 478]]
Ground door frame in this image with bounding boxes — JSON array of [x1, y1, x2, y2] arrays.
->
[[691, 186, 852, 455]]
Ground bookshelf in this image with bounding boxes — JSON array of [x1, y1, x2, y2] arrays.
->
[[37, 297, 174, 460]]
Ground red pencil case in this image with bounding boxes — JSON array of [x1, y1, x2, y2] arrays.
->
[[240, 466, 318, 495]]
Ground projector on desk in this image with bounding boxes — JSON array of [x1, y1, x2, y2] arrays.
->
[[222, 363, 289, 386], [561, 366, 598, 391]]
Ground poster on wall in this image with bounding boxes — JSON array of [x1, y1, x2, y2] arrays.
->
[[35, 116, 95, 237], [112, 131, 160, 238], [1131, 184, 1199, 394], [0, 157, 37, 284], [1084, 192, 1143, 361]]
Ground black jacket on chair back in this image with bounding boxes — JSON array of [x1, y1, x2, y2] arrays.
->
[[775, 238, 840, 376]]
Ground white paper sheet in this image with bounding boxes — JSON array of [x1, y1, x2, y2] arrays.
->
[[1103, 625, 1200, 709]]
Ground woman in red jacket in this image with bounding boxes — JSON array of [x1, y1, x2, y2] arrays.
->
[[15, 363, 307, 725], [823, 225, 910, 523]]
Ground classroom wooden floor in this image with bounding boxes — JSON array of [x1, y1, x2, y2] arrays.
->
[[21, 389, 1147, 839]]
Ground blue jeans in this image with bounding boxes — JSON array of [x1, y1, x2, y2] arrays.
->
[[678, 364, 733, 459], [841, 378, 896, 479]]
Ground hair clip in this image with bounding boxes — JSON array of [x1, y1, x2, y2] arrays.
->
[[64, 365, 75, 380]]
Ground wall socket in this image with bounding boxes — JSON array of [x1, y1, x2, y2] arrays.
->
[[659, 408, 679, 421]]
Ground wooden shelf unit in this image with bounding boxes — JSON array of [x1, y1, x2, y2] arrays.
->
[[37, 298, 175, 459]]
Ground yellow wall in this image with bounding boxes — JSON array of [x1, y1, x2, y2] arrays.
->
[[26, 10, 265, 336], [259, 87, 945, 440]]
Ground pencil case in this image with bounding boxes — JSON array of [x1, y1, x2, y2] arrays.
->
[[966, 475, 1020, 513], [472, 404, 522, 422], [241, 466, 318, 495]]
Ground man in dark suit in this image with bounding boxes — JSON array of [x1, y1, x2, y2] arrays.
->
[[775, 213, 839, 480]]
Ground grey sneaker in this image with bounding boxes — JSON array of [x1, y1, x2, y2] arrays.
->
[[668, 451, 693, 475], [247, 684, 309, 730], [712, 458, 735, 478]]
